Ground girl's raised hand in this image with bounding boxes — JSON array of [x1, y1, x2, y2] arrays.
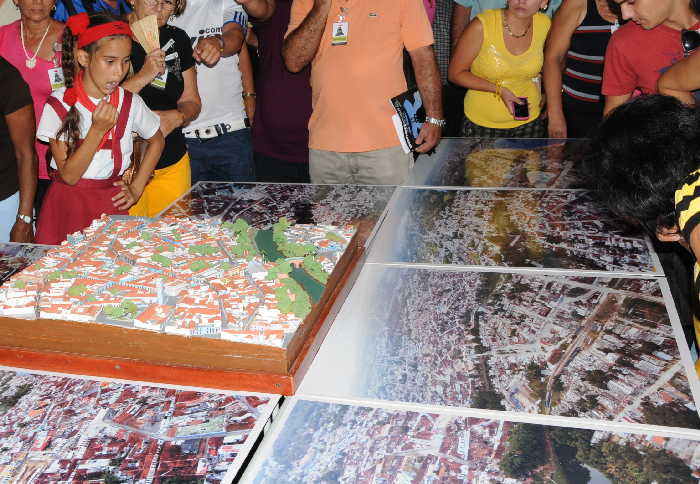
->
[[92, 100, 118, 135]]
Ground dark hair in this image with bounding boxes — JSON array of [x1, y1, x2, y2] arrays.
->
[[692, 0, 700, 16], [583, 95, 700, 235], [57, 13, 130, 157]]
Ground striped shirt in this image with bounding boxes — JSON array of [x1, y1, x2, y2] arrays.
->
[[676, 169, 700, 243], [562, 0, 615, 108], [675, 168, 700, 348]]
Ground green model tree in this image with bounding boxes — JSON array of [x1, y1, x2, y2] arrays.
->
[[67, 284, 87, 297], [151, 254, 172, 268], [188, 244, 219, 256], [324, 231, 345, 243], [303, 255, 328, 284]]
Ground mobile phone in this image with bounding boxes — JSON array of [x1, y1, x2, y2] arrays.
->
[[513, 97, 529, 120]]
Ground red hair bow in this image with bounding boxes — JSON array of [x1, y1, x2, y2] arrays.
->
[[66, 12, 90, 37]]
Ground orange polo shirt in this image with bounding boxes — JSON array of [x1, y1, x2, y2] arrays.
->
[[287, 0, 434, 152]]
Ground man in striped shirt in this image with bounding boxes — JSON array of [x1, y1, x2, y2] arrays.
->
[[585, 94, 700, 369]]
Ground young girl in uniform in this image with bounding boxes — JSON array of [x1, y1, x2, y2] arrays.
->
[[35, 12, 164, 245]]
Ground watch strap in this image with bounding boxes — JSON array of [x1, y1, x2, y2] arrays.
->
[[425, 116, 446, 128]]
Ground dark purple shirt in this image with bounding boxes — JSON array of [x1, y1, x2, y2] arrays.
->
[[252, 0, 311, 164]]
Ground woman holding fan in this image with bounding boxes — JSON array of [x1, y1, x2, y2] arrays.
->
[[123, 0, 200, 217]]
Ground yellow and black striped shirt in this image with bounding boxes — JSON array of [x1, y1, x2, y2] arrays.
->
[[675, 168, 700, 372], [676, 169, 700, 242]]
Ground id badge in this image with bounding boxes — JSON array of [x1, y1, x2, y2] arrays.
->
[[150, 67, 168, 90], [331, 22, 349, 45], [48, 67, 65, 90]]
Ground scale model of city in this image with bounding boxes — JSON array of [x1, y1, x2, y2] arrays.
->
[[0, 215, 355, 348]]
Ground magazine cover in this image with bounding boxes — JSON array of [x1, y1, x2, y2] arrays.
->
[[391, 88, 425, 153]]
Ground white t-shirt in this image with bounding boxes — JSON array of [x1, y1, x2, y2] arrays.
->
[[0, 0, 20, 27], [37, 87, 160, 180], [171, 0, 248, 132]]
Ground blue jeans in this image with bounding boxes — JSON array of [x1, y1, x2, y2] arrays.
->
[[0, 191, 19, 242], [185, 128, 254, 184]]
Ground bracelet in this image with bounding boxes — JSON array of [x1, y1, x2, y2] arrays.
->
[[242, 92, 257, 98], [425, 116, 446, 128], [494, 80, 503, 98], [209, 34, 224, 54]]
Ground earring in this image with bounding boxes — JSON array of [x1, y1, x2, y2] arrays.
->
[[540, 3, 548, 12]]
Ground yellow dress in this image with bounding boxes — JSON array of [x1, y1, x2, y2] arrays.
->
[[465, 8, 551, 129]]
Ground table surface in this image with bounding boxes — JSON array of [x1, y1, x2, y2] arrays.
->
[[2, 139, 695, 483]]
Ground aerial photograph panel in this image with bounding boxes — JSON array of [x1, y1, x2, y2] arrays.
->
[[410, 138, 586, 188], [0, 368, 276, 483], [301, 266, 699, 430], [248, 399, 700, 483], [370, 188, 656, 274]]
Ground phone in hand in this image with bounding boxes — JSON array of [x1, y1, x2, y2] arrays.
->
[[513, 97, 529, 120]]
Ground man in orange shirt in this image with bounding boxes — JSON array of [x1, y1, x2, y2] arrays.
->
[[283, 0, 443, 185]]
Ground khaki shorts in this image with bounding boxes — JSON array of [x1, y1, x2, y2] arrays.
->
[[309, 146, 413, 185]]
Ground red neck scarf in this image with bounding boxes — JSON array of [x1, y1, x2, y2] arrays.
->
[[65, 70, 121, 152]]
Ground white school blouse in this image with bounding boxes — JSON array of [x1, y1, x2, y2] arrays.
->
[[37, 87, 160, 180]]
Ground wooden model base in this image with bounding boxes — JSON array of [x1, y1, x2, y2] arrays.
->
[[0, 226, 368, 395]]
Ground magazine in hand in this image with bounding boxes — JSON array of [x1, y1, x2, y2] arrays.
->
[[391, 88, 425, 154]]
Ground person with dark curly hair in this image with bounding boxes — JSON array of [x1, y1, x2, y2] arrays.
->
[[585, 94, 700, 359], [586, 95, 700, 234]]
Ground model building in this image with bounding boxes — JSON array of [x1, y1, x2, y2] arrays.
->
[[0, 216, 355, 348]]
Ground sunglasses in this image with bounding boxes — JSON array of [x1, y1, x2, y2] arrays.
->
[[682, 29, 700, 56]]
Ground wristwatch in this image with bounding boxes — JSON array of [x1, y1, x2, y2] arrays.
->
[[425, 116, 446, 128], [17, 214, 31, 224]]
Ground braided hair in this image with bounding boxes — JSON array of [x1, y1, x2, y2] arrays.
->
[[56, 13, 129, 157]]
